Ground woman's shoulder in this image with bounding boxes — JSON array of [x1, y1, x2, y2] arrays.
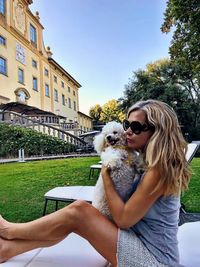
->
[[139, 167, 164, 195]]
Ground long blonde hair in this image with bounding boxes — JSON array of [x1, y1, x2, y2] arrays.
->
[[128, 99, 191, 196]]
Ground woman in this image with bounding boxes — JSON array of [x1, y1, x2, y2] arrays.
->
[[0, 100, 191, 266]]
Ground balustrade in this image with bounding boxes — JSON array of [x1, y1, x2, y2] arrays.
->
[[0, 110, 86, 150]]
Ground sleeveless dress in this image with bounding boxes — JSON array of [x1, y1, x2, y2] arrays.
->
[[117, 174, 184, 267]]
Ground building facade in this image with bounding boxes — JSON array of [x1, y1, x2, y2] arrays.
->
[[0, 0, 92, 132]]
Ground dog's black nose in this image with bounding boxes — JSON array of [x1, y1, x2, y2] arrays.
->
[[106, 135, 112, 141]]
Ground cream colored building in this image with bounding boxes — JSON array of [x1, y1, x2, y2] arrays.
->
[[78, 111, 93, 133], [0, 0, 92, 132]]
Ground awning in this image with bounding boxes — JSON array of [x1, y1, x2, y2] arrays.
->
[[0, 102, 65, 118]]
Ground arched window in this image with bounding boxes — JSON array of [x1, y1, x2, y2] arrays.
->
[[14, 88, 30, 103]]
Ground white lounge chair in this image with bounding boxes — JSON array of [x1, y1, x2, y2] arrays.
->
[[1, 142, 199, 267], [0, 234, 107, 267], [1, 221, 200, 267]]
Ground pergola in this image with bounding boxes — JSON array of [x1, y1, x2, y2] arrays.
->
[[0, 102, 59, 117]]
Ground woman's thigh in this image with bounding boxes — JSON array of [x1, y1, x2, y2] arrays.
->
[[71, 200, 118, 266]]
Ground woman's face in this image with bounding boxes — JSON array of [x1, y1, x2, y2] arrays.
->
[[125, 109, 153, 151]]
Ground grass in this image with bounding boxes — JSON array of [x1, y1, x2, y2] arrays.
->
[[181, 157, 200, 213], [0, 156, 199, 222], [0, 157, 100, 222]]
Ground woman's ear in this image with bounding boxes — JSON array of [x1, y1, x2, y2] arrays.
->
[[93, 133, 105, 154]]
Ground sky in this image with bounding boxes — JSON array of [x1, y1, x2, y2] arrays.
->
[[30, 0, 173, 115]]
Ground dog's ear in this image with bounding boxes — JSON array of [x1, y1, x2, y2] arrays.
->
[[93, 133, 106, 154]]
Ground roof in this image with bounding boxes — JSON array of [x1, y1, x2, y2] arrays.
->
[[78, 111, 92, 119], [0, 102, 65, 118], [48, 58, 82, 88]]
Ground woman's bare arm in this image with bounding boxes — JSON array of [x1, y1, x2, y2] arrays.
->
[[101, 166, 164, 229]]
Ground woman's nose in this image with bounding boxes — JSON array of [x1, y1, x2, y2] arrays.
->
[[125, 127, 133, 135]]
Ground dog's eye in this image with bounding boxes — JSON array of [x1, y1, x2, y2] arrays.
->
[[113, 131, 117, 134]]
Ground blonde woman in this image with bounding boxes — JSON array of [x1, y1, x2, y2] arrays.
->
[[0, 100, 191, 266]]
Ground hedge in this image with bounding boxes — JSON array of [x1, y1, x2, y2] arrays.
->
[[0, 123, 75, 158]]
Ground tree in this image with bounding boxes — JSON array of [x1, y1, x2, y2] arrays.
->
[[119, 59, 198, 138], [89, 104, 102, 122], [161, 0, 200, 136], [161, 0, 200, 74], [100, 99, 125, 123]]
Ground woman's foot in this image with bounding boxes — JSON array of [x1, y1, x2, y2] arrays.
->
[[0, 238, 9, 263], [0, 215, 12, 240]]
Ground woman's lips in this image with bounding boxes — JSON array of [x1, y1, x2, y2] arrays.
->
[[127, 138, 133, 144]]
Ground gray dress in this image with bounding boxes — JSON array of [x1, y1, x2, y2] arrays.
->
[[117, 174, 183, 267]]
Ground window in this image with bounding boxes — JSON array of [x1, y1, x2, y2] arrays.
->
[[54, 75, 57, 83], [73, 90, 76, 96], [0, 56, 7, 75], [30, 23, 37, 46], [0, 0, 6, 15], [33, 77, 38, 91], [16, 43, 26, 65], [45, 84, 49, 97], [18, 68, 24, 84], [62, 94, 65, 105], [68, 86, 71, 93], [0, 35, 6, 46], [68, 97, 71, 108], [61, 81, 64, 88], [32, 59, 37, 68], [73, 101, 76, 111], [44, 68, 49, 77], [54, 89, 58, 102]]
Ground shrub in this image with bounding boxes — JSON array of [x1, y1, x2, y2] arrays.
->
[[0, 123, 75, 158]]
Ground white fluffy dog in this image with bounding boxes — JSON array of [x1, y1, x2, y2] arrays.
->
[[92, 121, 143, 219]]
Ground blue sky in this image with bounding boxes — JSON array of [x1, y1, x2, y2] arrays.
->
[[30, 0, 172, 115]]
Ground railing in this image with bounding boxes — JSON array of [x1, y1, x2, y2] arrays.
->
[[27, 115, 60, 125], [0, 110, 87, 149], [26, 116, 79, 132], [60, 122, 79, 130]]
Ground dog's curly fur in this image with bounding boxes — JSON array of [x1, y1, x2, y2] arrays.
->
[[92, 121, 143, 219]]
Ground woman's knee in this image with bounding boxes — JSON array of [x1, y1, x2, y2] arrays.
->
[[67, 200, 96, 223]]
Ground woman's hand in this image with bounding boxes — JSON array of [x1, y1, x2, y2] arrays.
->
[[101, 165, 110, 178]]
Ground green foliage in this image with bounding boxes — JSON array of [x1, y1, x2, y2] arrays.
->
[[119, 59, 200, 139], [100, 99, 125, 123], [161, 0, 200, 135], [161, 0, 200, 77], [89, 104, 102, 122], [89, 100, 125, 123], [0, 123, 75, 158]]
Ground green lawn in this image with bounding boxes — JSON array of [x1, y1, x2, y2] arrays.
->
[[0, 156, 199, 222], [181, 157, 200, 213]]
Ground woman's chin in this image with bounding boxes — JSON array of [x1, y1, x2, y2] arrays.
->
[[127, 141, 136, 149]]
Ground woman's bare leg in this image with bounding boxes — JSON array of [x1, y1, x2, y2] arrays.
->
[[0, 238, 63, 263], [0, 201, 118, 266]]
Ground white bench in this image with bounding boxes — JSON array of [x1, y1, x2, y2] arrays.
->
[[89, 164, 102, 179], [43, 186, 94, 215]]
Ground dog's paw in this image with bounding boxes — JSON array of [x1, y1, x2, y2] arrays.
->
[[101, 149, 122, 168]]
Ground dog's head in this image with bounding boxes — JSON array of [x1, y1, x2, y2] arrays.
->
[[93, 121, 126, 154]]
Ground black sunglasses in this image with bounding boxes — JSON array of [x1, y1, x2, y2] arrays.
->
[[123, 120, 155, 135]]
